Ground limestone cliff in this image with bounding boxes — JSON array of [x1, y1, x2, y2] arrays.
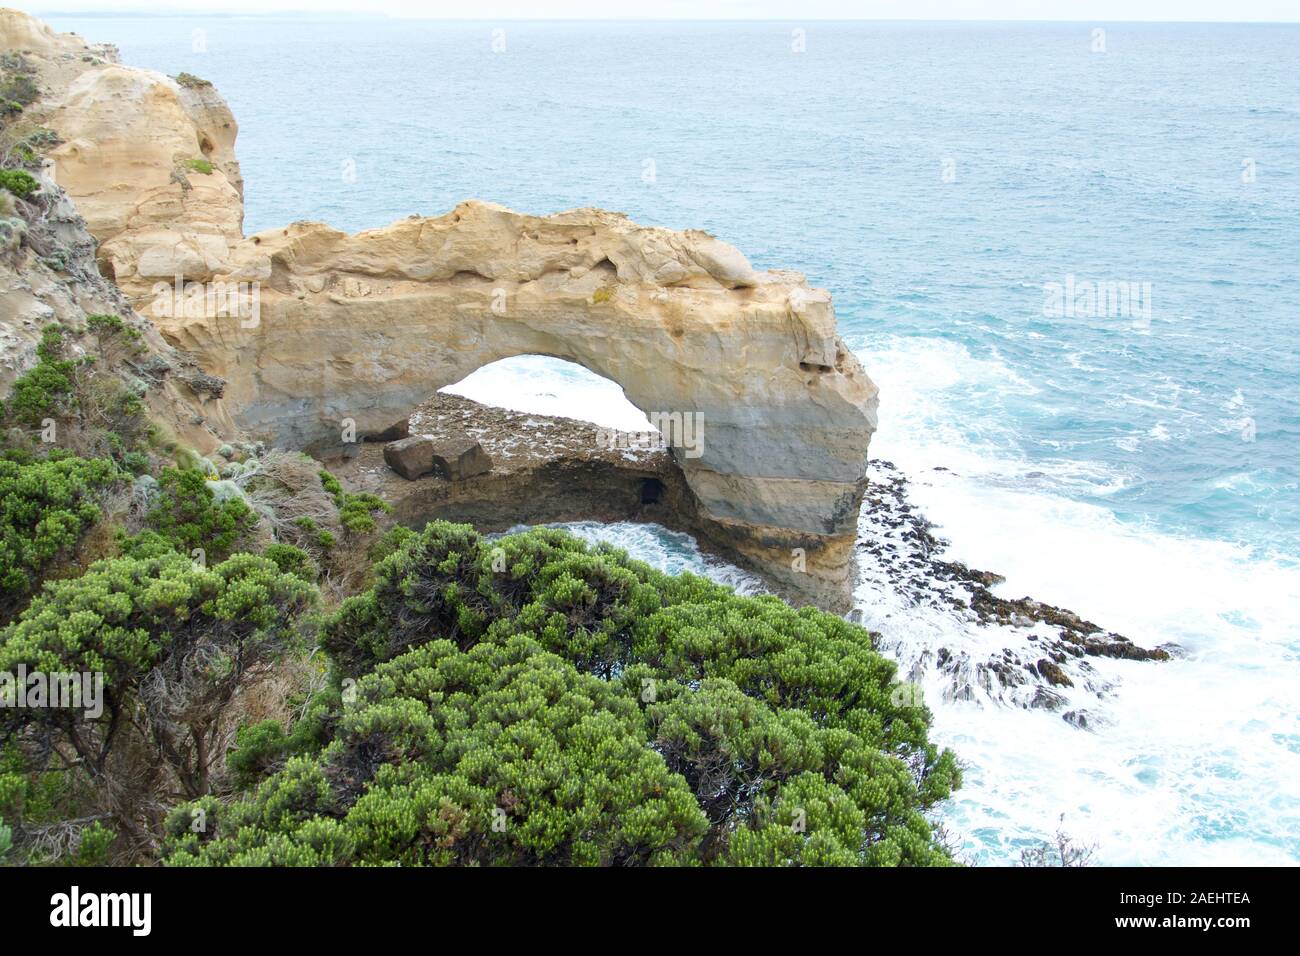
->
[[0, 167, 236, 453], [0, 9, 243, 286], [0, 10, 235, 449], [1, 9, 878, 610]]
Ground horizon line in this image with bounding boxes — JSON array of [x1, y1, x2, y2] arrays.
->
[[32, 12, 1300, 24]]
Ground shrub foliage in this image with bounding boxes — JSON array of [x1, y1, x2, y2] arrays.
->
[[0, 550, 315, 859], [164, 522, 960, 867], [0, 455, 119, 616]]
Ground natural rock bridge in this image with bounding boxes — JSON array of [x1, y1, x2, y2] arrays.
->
[[10, 10, 879, 609], [156, 204, 878, 607]]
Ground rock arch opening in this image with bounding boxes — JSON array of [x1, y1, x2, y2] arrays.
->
[[436, 354, 658, 435]]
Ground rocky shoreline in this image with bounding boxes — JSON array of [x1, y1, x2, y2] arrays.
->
[[857, 460, 1172, 727]]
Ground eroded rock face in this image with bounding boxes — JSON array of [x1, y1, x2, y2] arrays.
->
[[0, 10, 243, 287], [0, 168, 237, 453], [144, 202, 878, 607], [4, 9, 877, 610], [47, 65, 243, 279]]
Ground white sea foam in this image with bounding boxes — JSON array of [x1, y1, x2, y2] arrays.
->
[[537, 520, 768, 596], [441, 355, 655, 433], [856, 334, 1300, 865]]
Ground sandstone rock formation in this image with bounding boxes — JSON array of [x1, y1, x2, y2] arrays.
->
[[148, 202, 878, 607], [430, 438, 491, 482], [2, 9, 878, 610], [0, 9, 243, 287], [384, 436, 436, 481], [1, 10, 235, 449], [0, 169, 234, 452]]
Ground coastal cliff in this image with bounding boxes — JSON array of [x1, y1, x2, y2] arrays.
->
[[0, 10, 1193, 873], [2, 8, 876, 609]]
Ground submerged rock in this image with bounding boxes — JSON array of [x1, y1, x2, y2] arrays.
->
[[858, 459, 1168, 723]]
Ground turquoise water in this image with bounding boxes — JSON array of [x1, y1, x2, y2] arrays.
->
[[47, 16, 1300, 864]]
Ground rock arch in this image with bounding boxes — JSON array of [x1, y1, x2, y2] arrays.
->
[[4, 11, 879, 609], [151, 203, 878, 607]]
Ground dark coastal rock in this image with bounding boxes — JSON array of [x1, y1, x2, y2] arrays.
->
[[1030, 686, 1067, 711], [859, 459, 1168, 723], [1062, 710, 1092, 730], [383, 436, 435, 480], [431, 438, 492, 481], [1036, 658, 1074, 687]]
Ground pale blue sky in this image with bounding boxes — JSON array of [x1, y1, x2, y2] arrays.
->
[[20, 1, 1300, 22]]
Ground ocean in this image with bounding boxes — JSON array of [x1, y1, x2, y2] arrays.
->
[[45, 15, 1300, 864]]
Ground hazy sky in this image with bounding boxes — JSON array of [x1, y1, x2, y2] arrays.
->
[[20, 1, 1300, 21]]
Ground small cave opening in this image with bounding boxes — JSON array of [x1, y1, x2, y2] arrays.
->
[[640, 477, 665, 505]]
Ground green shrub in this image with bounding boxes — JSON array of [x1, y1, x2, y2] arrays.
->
[[0, 325, 76, 426], [135, 467, 258, 563], [0, 168, 38, 199], [226, 720, 292, 791], [367, 525, 415, 564], [0, 740, 65, 828], [0, 550, 316, 851], [166, 636, 709, 866], [174, 72, 212, 89], [164, 522, 959, 867], [262, 542, 316, 581], [293, 516, 334, 551], [183, 158, 213, 175], [70, 821, 116, 866], [84, 314, 143, 355], [120, 451, 150, 476], [0, 71, 38, 109], [0, 455, 119, 617], [318, 469, 390, 535]]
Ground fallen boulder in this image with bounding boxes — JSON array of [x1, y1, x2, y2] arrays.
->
[[432, 438, 492, 481], [383, 436, 435, 480]]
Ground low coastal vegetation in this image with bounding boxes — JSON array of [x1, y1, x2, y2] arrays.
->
[[0, 168, 37, 198], [173, 72, 213, 90], [0, 322, 961, 864]]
